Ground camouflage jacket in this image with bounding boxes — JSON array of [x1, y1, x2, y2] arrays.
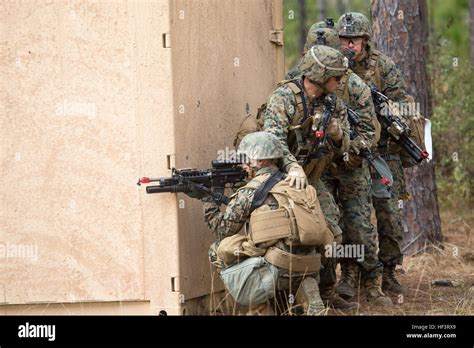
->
[[283, 68, 375, 149], [202, 166, 317, 255], [350, 44, 411, 154], [337, 69, 377, 148], [351, 43, 409, 105], [262, 79, 350, 171], [202, 166, 276, 241]]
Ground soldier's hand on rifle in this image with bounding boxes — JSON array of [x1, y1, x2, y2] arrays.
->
[[327, 118, 343, 143], [184, 182, 208, 200], [350, 136, 368, 155], [285, 162, 307, 190], [387, 121, 405, 139]]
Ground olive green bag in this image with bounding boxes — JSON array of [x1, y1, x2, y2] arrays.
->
[[219, 256, 278, 306]]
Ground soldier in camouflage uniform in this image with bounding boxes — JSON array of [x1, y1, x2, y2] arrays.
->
[[285, 19, 335, 80], [335, 12, 411, 295], [187, 132, 326, 315], [262, 45, 357, 310], [289, 27, 392, 306]]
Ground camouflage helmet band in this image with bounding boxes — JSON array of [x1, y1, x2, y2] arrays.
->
[[310, 46, 348, 72]]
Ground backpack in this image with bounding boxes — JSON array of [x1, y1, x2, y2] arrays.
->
[[247, 173, 333, 247], [233, 79, 308, 148], [400, 95, 427, 168]]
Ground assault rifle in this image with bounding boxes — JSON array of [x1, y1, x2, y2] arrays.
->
[[347, 107, 393, 188], [137, 160, 247, 205], [292, 93, 337, 166], [370, 86, 429, 163]]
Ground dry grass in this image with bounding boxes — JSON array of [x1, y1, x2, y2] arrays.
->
[[206, 208, 473, 316], [329, 208, 474, 316]]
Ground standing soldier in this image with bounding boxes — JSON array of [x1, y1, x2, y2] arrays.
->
[[262, 45, 357, 310], [335, 12, 411, 296], [290, 27, 393, 306]]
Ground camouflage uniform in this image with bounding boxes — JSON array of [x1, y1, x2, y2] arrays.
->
[[295, 27, 383, 283], [201, 132, 325, 315], [321, 69, 382, 280], [350, 45, 408, 269], [262, 46, 357, 309], [336, 12, 411, 294]]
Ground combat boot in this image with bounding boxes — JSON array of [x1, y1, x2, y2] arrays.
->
[[364, 277, 393, 307], [382, 265, 407, 294], [296, 277, 326, 315], [335, 261, 359, 299], [320, 285, 359, 310]]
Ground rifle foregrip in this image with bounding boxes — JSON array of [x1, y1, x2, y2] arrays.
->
[[146, 185, 189, 194]]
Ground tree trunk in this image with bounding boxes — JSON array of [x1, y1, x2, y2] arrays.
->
[[371, 0, 442, 254], [318, 0, 327, 21], [298, 0, 307, 54], [470, 0, 474, 65]]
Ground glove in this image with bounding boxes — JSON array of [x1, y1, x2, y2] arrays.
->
[[345, 153, 362, 169], [184, 182, 207, 200], [387, 121, 404, 139], [284, 163, 307, 190], [327, 118, 343, 143], [350, 136, 368, 156]]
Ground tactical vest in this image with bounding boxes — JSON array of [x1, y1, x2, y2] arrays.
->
[[233, 79, 333, 180], [233, 79, 307, 148], [217, 171, 330, 273], [352, 49, 382, 91], [336, 69, 382, 147]]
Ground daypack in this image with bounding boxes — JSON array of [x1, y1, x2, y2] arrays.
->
[[400, 95, 427, 168], [233, 79, 308, 148], [247, 172, 333, 247]]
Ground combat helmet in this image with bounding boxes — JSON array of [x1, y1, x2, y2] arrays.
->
[[237, 131, 283, 161], [336, 12, 372, 40], [304, 27, 341, 53], [298, 45, 348, 84]]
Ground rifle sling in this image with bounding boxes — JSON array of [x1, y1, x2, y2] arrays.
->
[[250, 170, 285, 212]]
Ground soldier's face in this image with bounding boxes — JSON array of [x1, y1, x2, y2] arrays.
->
[[242, 160, 259, 175], [340, 36, 364, 60]]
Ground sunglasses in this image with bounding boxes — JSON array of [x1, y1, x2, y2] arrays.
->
[[340, 37, 364, 45]]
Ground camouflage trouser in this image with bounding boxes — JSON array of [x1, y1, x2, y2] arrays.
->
[[322, 164, 383, 278], [372, 158, 404, 266], [309, 178, 341, 288]]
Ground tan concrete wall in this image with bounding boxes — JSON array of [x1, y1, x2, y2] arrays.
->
[[1, 0, 283, 315]]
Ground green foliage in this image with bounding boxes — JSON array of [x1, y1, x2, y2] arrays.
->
[[429, 41, 474, 209], [428, 0, 470, 60], [283, 0, 370, 70], [428, 0, 473, 209], [282, 1, 473, 208]]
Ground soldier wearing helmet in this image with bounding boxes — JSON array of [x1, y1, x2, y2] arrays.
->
[[285, 19, 338, 80], [297, 24, 393, 307], [262, 45, 357, 311], [335, 12, 411, 298], [185, 131, 326, 315]]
